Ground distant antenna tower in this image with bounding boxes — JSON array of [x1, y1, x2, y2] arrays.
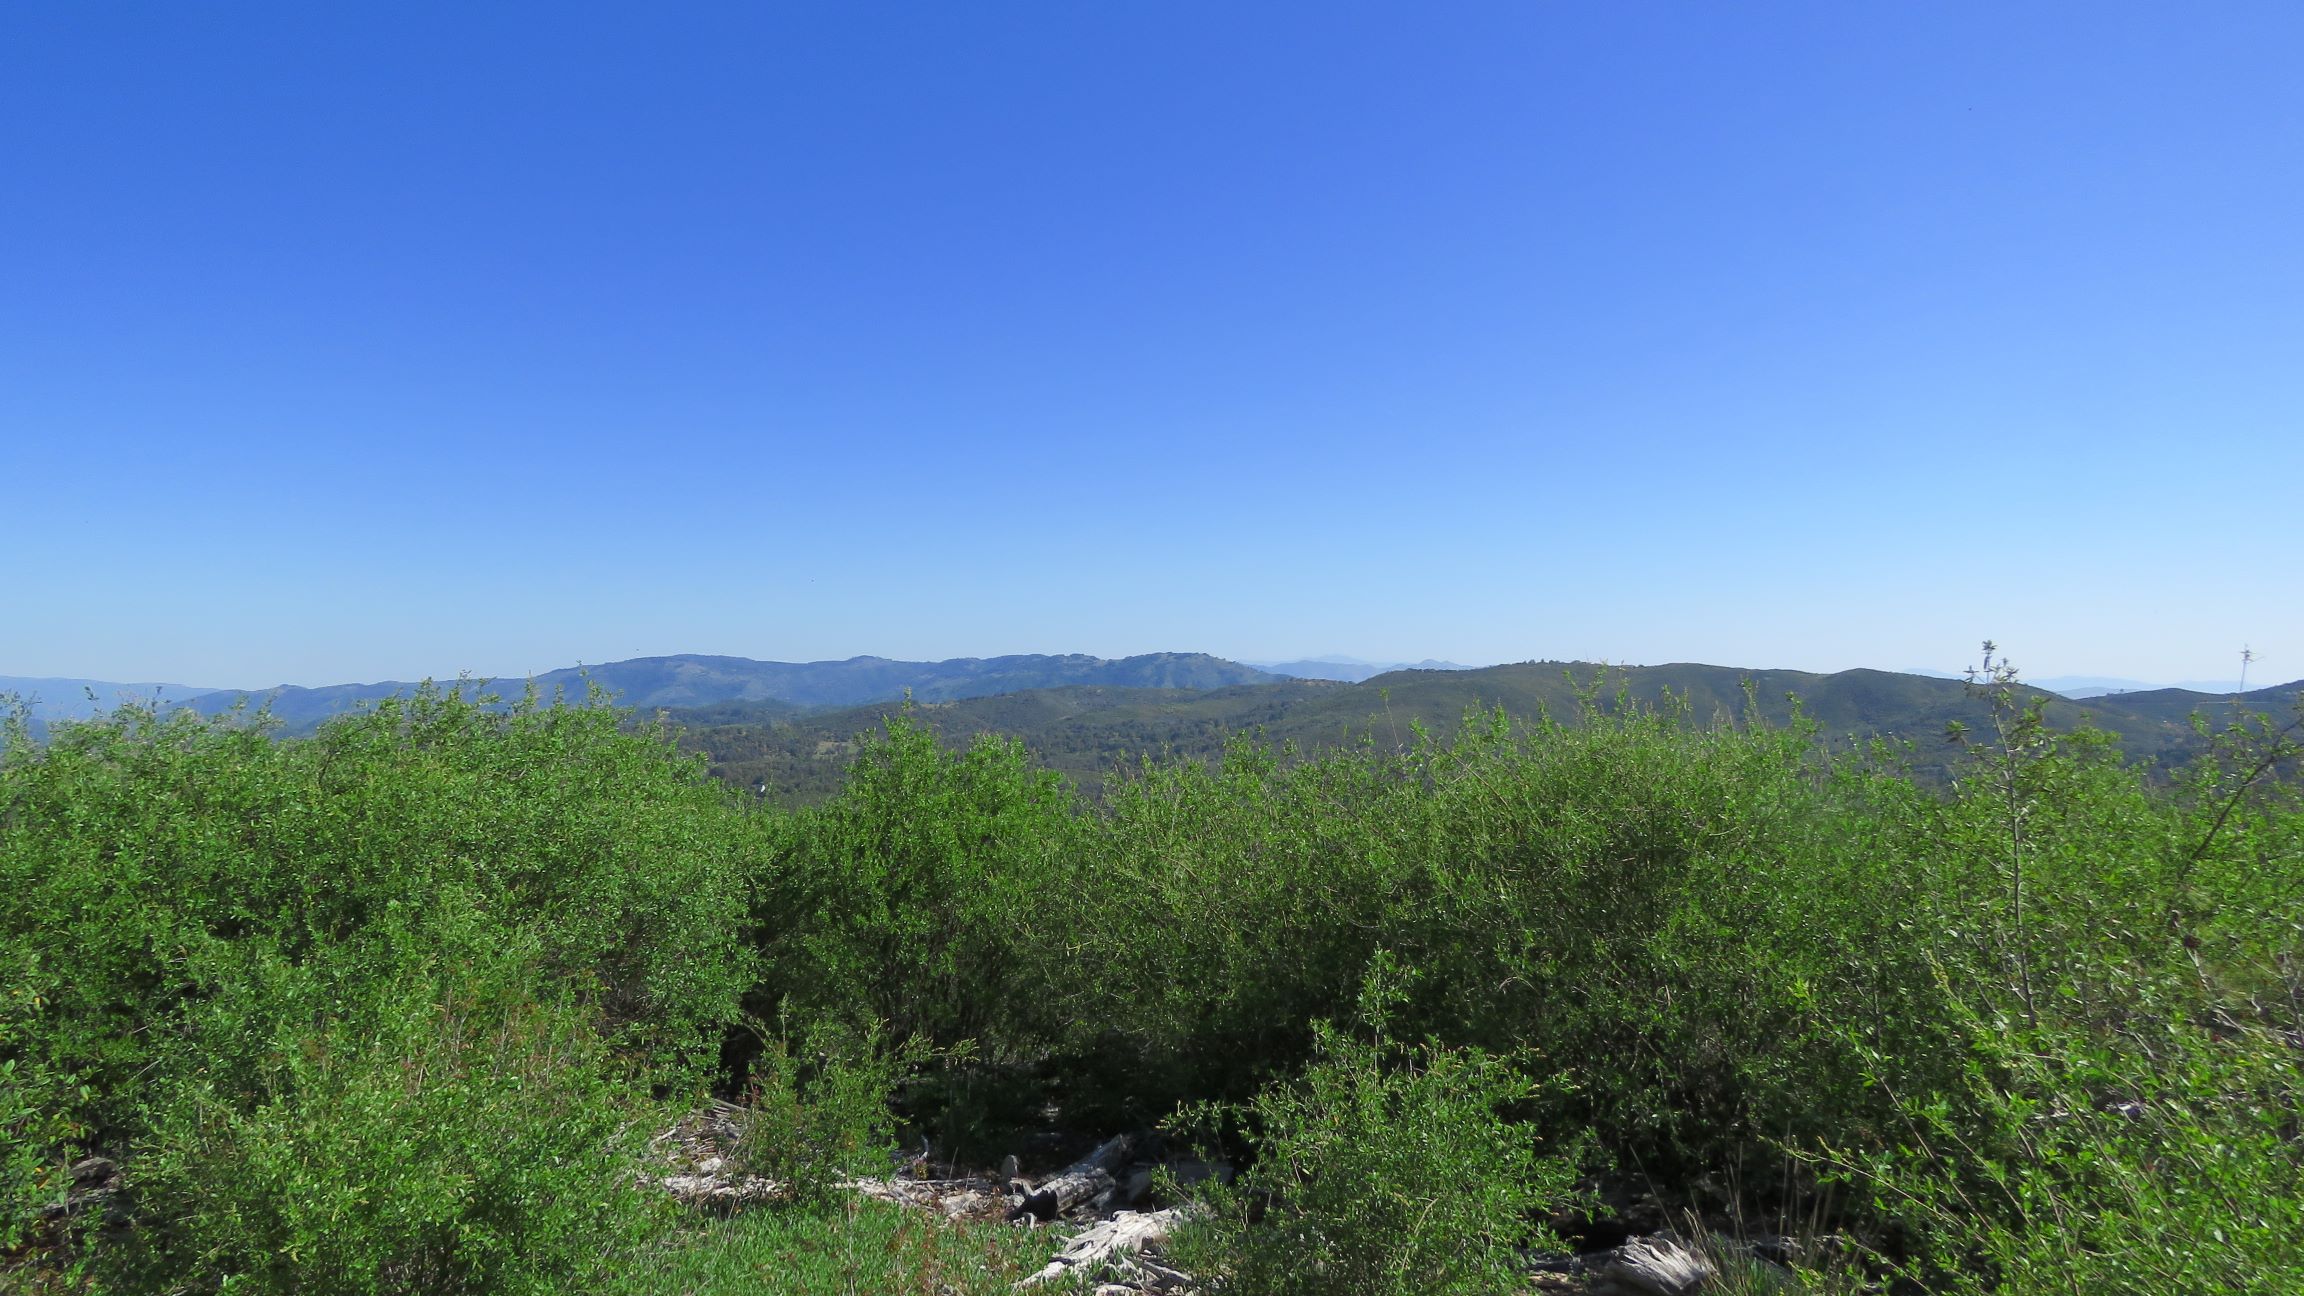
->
[[2237, 645, 2255, 697]]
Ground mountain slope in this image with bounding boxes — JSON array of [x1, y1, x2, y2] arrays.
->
[[178, 652, 1280, 732], [2063, 681, 2303, 755], [30, 657, 2294, 777], [1252, 657, 1475, 682], [0, 676, 231, 735], [668, 662, 2304, 802]]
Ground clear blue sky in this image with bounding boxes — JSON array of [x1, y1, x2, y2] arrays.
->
[[5, 3, 2298, 688]]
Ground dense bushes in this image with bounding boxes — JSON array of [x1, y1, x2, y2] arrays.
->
[[747, 718, 1073, 1055], [1808, 701, 2304, 1294], [1, 688, 753, 1291], [1169, 955, 1585, 1296], [1011, 695, 2301, 1291], [2, 969, 87, 1259], [731, 1013, 937, 1205], [4, 678, 2298, 1292], [1040, 705, 1899, 1178], [129, 934, 665, 1295]]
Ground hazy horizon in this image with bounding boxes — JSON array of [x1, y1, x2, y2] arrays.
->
[[1, 647, 2281, 699]]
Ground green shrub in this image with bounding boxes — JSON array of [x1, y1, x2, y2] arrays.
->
[[748, 711, 1073, 1055], [732, 1011, 938, 1205], [1052, 700, 1863, 1178], [1, 687, 752, 1110], [1810, 685, 2304, 1293], [1170, 956, 1583, 1296], [1050, 731, 1440, 1113], [1821, 988, 2304, 1295], [0, 688, 755, 1285], [2, 965, 89, 1263], [125, 927, 668, 1295]]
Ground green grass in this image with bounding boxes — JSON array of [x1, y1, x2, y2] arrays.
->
[[617, 1200, 1066, 1296]]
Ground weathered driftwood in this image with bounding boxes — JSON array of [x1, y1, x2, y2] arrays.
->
[[1009, 1134, 1135, 1223], [1016, 1203, 1205, 1289], [851, 1175, 1011, 1220], [661, 1156, 781, 1209], [657, 1102, 1017, 1218], [661, 1163, 1008, 1218], [1600, 1231, 1715, 1296]]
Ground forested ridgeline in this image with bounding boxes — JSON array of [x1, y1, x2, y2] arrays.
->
[[660, 663, 2304, 804], [4, 684, 2299, 1294]]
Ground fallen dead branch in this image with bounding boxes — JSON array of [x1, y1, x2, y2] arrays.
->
[[1006, 1133, 1136, 1223], [1016, 1203, 1206, 1290]]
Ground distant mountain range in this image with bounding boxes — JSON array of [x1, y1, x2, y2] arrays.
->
[[2031, 675, 2253, 699], [8, 658, 2295, 777], [1901, 670, 2256, 699], [4, 654, 1280, 734], [0, 676, 232, 727], [656, 660, 2304, 803], [1248, 656, 1476, 683]]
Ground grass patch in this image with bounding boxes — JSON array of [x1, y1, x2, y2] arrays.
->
[[619, 1199, 1063, 1296]]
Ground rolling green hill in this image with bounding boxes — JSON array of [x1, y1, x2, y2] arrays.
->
[[32, 655, 2293, 791], [667, 661, 2303, 802]]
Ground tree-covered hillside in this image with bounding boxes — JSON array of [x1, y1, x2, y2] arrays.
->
[[170, 652, 1282, 733], [667, 661, 2304, 801]]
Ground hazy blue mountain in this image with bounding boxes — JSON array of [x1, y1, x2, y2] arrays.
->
[[183, 677, 446, 731], [1893, 672, 2262, 700], [1253, 656, 1475, 683], [2037, 675, 2254, 698], [32, 655, 2290, 755], [2034, 675, 2160, 698], [174, 652, 1281, 732], [0, 676, 230, 733], [530, 652, 1279, 709]]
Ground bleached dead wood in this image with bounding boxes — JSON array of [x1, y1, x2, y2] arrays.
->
[[656, 1103, 1014, 1218], [661, 1163, 1008, 1218], [1599, 1231, 1715, 1296], [849, 1176, 1010, 1219], [660, 1155, 781, 1209], [1016, 1203, 1205, 1289], [1009, 1134, 1136, 1222]]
